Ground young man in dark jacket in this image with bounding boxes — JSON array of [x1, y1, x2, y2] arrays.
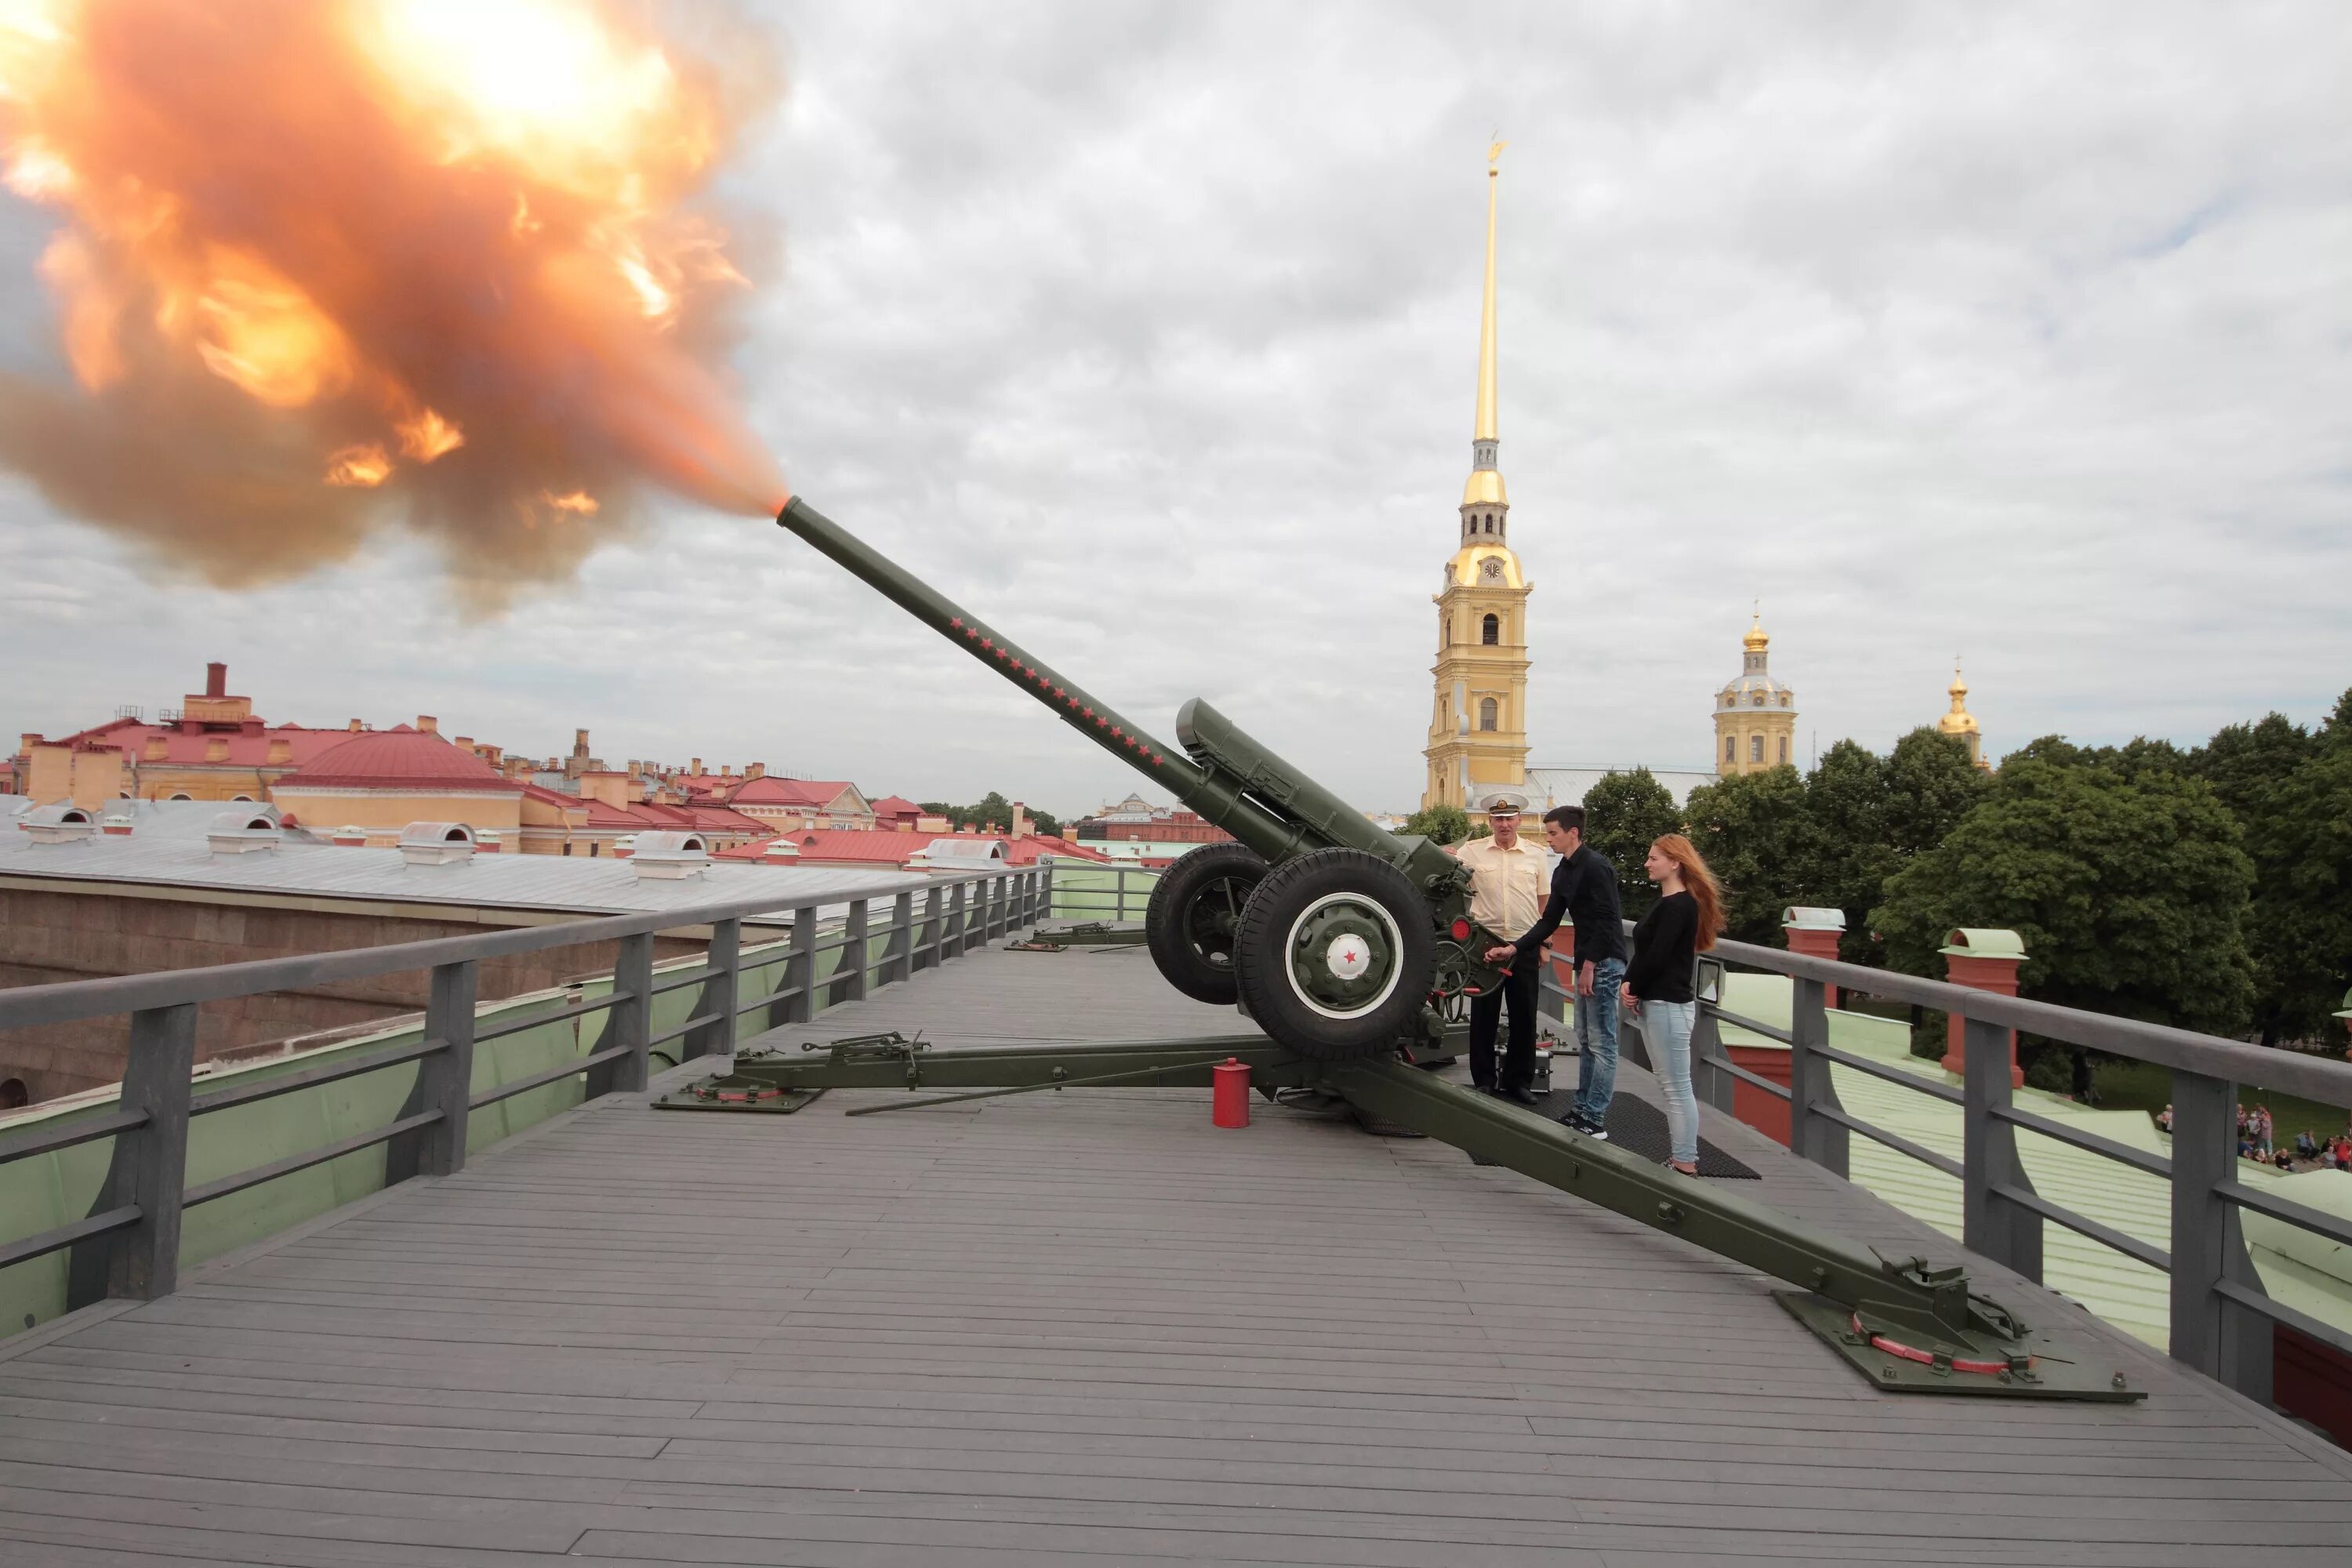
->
[[1485, 804, 1626, 1138]]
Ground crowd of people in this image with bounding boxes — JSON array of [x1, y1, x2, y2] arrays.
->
[[2155, 1102, 2352, 1171]]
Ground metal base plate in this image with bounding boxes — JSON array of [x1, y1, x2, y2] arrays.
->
[[651, 1080, 827, 1114], [1776, 1291, 2144, 1401]]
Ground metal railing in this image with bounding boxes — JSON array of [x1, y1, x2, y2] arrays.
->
[[1668, 935, 2352, 1406], [0, 863, 1052, 1303], [1045, 862, 1159, 923]]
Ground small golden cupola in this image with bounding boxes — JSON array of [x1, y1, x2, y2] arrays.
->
[[1713, 607, 1798, 777], [1938, 662, 1987, 770]]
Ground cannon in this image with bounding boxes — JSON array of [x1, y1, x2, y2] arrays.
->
[[777, 495, 1506, 1062], [684, 497, 2145, 1404]]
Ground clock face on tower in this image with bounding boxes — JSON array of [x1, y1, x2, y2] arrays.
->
[[1479, 557, 1504, 583]]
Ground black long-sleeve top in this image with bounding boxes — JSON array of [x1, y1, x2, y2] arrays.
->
[[1622, 891, 1699, 1004], [1511, 846, 1627, 969]]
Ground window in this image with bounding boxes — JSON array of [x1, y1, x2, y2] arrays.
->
[[590, 840, 601, 857], [1726, 735, 1737, 761], [563, 842, 573, 856], [1481, 613, 1499, 645], [168, 792, 192, 800], [1752, 692, 1765, 706], [1779, 735, 1790, 764], [1479, 698, 1498, 731], [1751, 735, 1765, 763]]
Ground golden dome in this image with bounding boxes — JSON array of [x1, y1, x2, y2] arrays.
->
[[1938, 665, 1980, 736], [1446, 543, 1525, 589], [1461, 468, 1508, 508], [1742, 612, 1769, 652]]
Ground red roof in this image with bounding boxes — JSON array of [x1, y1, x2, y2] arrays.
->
[[714, 829, 1107, 868], [870, 795, 924, 818], [275, 727, 523, 793], [728, 775, 858, 808], [48, 714, 361, 771]]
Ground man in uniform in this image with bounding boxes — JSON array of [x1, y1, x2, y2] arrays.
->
[[1454, 789, 1551, 1105]]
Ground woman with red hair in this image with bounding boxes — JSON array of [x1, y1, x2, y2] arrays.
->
[[1621, 833, 1724, 1175]]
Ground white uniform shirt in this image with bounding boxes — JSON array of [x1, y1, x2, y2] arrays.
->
[[1454, 835, 1551, 941]]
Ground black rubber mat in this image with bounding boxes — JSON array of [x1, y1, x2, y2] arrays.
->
[[1532, 1087, 1761, 1178]]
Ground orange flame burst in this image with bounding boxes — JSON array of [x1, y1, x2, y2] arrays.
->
[[0, 0, 787, 590]]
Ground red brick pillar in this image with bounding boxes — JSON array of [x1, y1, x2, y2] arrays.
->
[[1781, 906, 1846, 1010], [1939, 928, 2026, 1086]]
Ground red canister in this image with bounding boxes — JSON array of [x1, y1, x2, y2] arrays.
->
[[1211, 1057, 1250, 1128]]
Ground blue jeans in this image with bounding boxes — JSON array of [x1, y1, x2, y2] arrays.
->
[[1642, 998, 1700, 1165], [1573, 957, 1626, 1123]]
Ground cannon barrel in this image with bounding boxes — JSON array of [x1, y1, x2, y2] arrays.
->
[[778, 498, 1408, 869]]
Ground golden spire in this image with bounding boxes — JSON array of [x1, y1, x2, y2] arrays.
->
[[1744, 602, 1768, 652], [1461, 141, 1508, 509], [1940, 659, 1980, 735]]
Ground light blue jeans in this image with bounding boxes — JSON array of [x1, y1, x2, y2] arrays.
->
[[1572, 957, 1626, 1124], [1642, 997, 1700, 1166]]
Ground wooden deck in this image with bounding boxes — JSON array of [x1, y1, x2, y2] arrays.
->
[[4, 942, 2350, 1566]]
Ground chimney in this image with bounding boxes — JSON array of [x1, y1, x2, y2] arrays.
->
[[331, 825, 368, 848], [1011, 800, 1031, 840], [265, 736, 292, 765], [101, 811, 135, 837], [746, 762, 765, 779], [18, 732, 41, 757], [416, 715, 438, 735], [205, 662, 227, 699], [721, 764, 733, 778], [691, 757, 702, 776], [627, 760, 643, 779], [453, 735, 473, 752], [573, 728, 590, 757], [761, 838, 799, 863], [348, 718, 364, 732]]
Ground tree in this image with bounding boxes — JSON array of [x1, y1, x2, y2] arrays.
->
[[2190, 712, 2316, 825], [1881, 728, 1992, 858], [1403, 802, 1473, 845], [1795, 739, 1896, 964], [1871, 757, 2256, 1039], [1578, 769, 1685, 919], [2234, 721, 2352, 1045], [1681, 766, 1813, 946]]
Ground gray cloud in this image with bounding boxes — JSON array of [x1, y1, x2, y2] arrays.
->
[[3, 1, 2347, 816]]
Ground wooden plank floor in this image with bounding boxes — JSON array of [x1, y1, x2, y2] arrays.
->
[[4, 942, 2350, 1566]]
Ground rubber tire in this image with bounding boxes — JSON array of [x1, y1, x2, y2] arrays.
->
[[1144, 842, 1269, 1005], [1234, 848, 1434, 1061]]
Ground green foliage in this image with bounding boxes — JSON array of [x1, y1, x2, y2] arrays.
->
[[1681, 765, 1812, 945], [1403, 802, 1473, 845], [1871, 757, 2256, 1036], [1881, 728, 1993, 858], [2189, 713, 2318, 824], [913, 790, 1057, 836], [1798, 740, 1896, 964], [1578, 768, 1686, 917], [2234, 739, 2352, 1044]]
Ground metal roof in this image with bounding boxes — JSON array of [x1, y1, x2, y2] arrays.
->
[[2, 809, 926, 917]]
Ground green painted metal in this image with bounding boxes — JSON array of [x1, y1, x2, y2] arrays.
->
[[676, 1031, 2144, 1400], [1021, 921, 1149, 949], [775, 497, 1506, 1015]]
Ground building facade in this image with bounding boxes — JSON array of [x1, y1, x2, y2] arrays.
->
[[1714, 613, 1798, 775], [1423, 144, 1531, 813]]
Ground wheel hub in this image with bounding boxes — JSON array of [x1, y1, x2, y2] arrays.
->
[[1286, 894, 1402, 1018]]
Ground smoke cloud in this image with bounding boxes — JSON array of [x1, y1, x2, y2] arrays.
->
[[0, 0, 786, 597]]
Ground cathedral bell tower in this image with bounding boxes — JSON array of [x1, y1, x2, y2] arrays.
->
[[1422, 143, 1532, 814]]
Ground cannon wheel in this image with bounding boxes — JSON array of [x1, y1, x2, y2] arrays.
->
[[1144, 843, 1268, 1005], [1235, 848, 1433, 1060]]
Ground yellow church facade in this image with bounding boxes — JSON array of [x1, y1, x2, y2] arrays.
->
[[1713, 613, 1798, 776], [1423, 145, 1531, 814]]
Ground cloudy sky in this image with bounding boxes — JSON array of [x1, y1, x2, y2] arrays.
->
[[2, 2, 2347, 816]]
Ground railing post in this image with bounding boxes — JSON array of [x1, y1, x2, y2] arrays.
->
[[1786, 977, 1849, 1178], [1690, 1007, 1737, 1117], [916, 885, 943, 973], [609, 931, 655, 1093], [983, 877, 1004, 940], [782, 905, 818, 1025], [831, 899, 870, 1008], [1962, 1012, 2042, 1281], [946, 881, 969, 957], [689, 918, 740, 1060], [107, 1003, 196, 1301], [884, 892, 914, 985], [1042, 861, 1057, 924], [416, 961, 478, 1177], [2169, 1069, 2272, 1400]]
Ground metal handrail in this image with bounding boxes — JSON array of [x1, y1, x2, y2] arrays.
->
[[0, 866, 982, 1032], [1690, 932, 2352, 1399], [0, 862, 1052, 1318]]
